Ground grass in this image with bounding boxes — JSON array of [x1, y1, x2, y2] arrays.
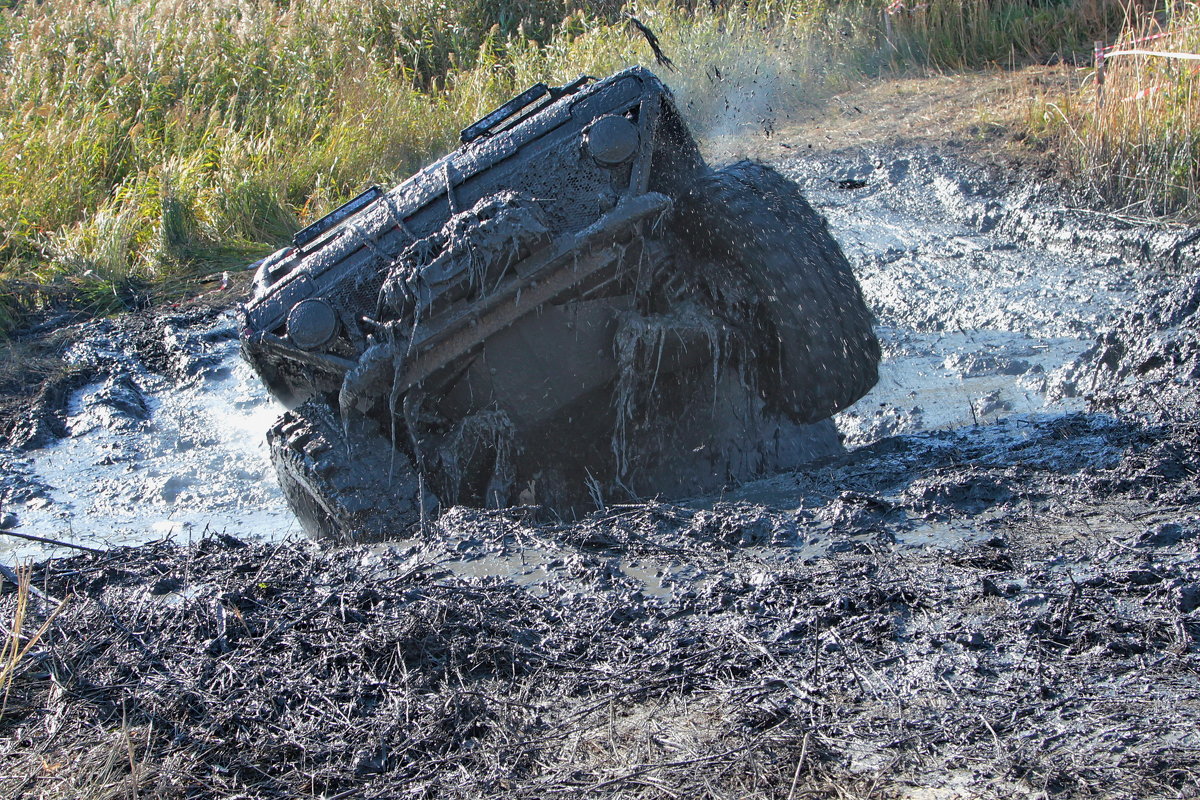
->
[[880, 0, 1127, 68], [0, 0, 1140, 332], [1033, 1, 1200, 218], [1, 565, 67, 721]]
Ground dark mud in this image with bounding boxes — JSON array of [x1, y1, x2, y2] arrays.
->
[[0, 313, 95, 453], [0, 304, 240, 450], [4, 408, 1200, 798], [2, 142, 1200, 798], [1067, 273, 1200, 422]]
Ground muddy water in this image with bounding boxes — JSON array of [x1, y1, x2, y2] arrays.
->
[[0, 147, 1177, 563], [0, 317, 297, 560], [788, 149, 1161, 444]]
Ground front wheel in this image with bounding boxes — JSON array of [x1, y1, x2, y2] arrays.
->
[[673, 161, 880, 423], [268, 398, 433, 543]]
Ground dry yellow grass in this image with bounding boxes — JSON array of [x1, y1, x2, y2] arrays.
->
[[1035, 2, 1200, 217]]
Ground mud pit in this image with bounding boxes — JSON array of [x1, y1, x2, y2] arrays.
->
[[3, 145, 1200, 798], [1, 147, 1187, 558], [0, 311, 296, 550]]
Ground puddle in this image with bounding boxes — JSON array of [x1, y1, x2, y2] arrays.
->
[[1, 315, 297, 562], [836, 327, 1088, 445]]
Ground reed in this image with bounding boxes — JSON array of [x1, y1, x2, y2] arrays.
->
[[1036, 2, 1200, 218], [0, 0, 1131, 330]]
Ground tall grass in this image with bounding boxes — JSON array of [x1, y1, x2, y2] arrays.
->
[[1, 565, 67, 721], [0, 0, 1130, 330], [1035, 2, 1200, 218], [880, 0, 1126, 68]]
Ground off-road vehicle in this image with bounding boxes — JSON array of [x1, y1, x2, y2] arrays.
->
[[241, 67, 880, 542]]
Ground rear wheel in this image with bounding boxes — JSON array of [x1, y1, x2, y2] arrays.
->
[[268, 398, 432, 543], [673, 161, 879, 422]]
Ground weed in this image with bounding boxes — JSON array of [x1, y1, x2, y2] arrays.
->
[[1, 565, 67, 721], [1038, 2, 1200, 218]]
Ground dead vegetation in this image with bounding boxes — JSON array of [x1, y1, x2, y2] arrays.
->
[[2, 405, 1199, 800]]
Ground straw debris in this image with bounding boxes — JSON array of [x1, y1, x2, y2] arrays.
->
[[3, 407, 1199, 799]]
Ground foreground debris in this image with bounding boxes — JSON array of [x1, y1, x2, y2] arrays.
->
[[4, 392, 1200, 797]]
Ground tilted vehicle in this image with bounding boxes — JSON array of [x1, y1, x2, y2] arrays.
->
[[241, 67, 880, 542]]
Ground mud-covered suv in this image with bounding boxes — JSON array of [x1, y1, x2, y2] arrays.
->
[[241, 66, 880, 542]]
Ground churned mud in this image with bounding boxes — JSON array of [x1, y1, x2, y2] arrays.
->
[[0, 308, 294, 552], [3, 121, 1200, 795], [3, 140, 1193, 558]]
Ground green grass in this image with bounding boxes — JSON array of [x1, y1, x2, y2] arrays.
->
[[0, 0, 1134, 331]]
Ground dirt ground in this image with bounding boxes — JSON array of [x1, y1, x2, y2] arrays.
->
[[2, 67, 1200, 799], [708, 66, 1075, 168]]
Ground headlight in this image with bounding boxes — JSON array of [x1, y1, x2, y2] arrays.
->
[[586, 115, 639, 167], [287, 299, 340, 350]]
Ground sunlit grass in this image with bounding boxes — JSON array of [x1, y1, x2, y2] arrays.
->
[[0, 0, 1134, 331], [880, 0, 1126, 68], [1034, 2, 1200, 219], [2, 565, 68, 721]]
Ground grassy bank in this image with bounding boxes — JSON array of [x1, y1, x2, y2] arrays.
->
[[1034, 2, 1200, 219], [0, 0, 1134, 331]]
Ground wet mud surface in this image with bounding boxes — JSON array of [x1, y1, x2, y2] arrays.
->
[[3, 143, 1200, 797], [0, 308, 295, 549], [4, 146, 1194, 556]]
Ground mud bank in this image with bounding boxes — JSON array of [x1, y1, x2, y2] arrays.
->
[[4, 407, 1200, 797], [785, 147, 1194, 442]]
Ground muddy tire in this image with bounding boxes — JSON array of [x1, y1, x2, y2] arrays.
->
[[674, 161, 880, 422], [268, 398, 430, 543]]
